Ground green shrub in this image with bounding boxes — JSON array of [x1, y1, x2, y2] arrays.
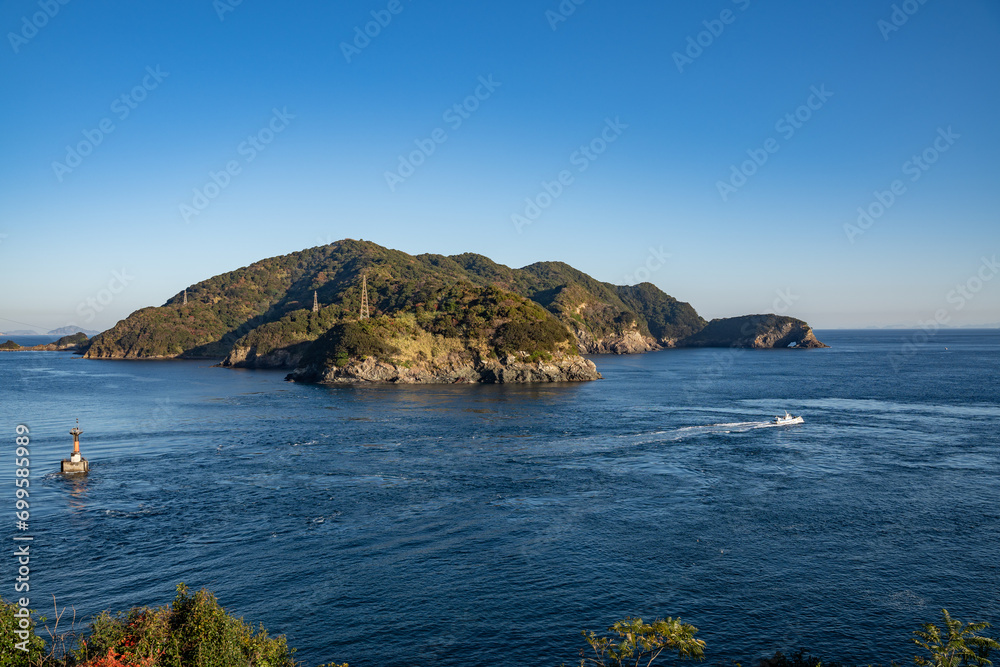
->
[[0, 597, 46, 666], [76, 584, 296, 667], [301, 319, 403, 368], [492, 317, 571, 359], [913, 609, 998, 667], [576, 616, 705, 667]]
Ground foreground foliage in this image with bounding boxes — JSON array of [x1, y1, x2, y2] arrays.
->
[[0, 597, 46, 666], [577, 616, 705, 667], [1, 585, 341, 667], [76, 584, 296, 667], [3, 590, 995, 667], [913, 609, 999, 667]]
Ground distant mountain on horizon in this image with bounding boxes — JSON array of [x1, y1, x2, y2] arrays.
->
[[0, 327, 101, 337], [48, 326, 101, 336]]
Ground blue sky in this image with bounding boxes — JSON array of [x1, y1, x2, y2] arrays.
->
[[1, 0, 998, 332]]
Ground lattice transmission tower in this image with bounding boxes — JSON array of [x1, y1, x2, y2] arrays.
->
[[360, 273, 370, 320]]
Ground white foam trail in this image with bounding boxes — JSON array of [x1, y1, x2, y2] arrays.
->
[[664, 420, 794, 440]]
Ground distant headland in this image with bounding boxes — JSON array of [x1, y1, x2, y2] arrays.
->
[[0, 332, 90, 352], [0, 326, 101, 336], [76, 240, 826, 383]]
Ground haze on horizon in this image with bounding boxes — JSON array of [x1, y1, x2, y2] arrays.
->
[[1, 1, 998, 333]]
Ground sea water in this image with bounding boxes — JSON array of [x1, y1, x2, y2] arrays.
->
[[1, 330, 997, 665]]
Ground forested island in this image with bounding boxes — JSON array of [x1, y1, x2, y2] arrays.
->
[[79, 239, 826, 383]]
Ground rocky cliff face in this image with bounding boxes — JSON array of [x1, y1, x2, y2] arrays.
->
[[287, 353, 600, 384], [221, 312, 826, 366], [791, 329, 828, 349], [570, 324, 659, 354], [275, 294, 601, 385], [678, 315, 828, 349], [221, 341, 311, 369]]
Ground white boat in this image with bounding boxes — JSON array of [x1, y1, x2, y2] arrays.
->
[[772, 411, 804, 425]]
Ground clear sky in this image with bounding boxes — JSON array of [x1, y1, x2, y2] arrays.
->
[[1, 0, 998, 332]]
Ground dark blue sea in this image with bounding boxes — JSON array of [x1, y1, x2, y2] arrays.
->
[[2, 330, 998, 666]]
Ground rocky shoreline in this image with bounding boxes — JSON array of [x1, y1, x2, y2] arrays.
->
[[287, 354, 601, 384], [221, 314, 827, 385], [569, 315, 827, 354], [222, 341, 310, 369], [570, 326, 660, 354]]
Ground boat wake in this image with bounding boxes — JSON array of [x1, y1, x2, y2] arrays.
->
[[664, 420, 796, 440]]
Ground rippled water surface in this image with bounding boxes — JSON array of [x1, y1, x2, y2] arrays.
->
[[2, 330, 998, 665]]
